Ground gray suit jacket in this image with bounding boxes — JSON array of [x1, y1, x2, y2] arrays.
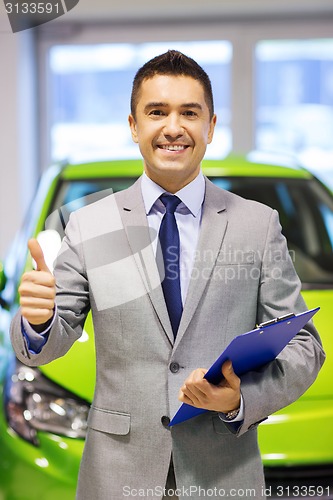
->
[[11, 177, 325, 499]]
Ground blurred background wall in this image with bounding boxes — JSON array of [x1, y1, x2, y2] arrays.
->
[[1, 0, 333, 257]]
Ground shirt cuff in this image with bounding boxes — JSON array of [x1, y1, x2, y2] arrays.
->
[[21, 308, 56, 354], [218, 395, 244, 422]]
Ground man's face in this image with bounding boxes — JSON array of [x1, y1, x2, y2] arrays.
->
[[128, 75, 216, 192]]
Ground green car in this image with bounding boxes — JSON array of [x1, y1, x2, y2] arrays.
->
[[0, 156, 332, 499]]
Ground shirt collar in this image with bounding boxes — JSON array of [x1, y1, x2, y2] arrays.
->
[[141, 171, 205, 217]]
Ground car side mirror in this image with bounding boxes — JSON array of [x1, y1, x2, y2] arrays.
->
[[0, 261, 9, 308], [0, 261, 6, 294]]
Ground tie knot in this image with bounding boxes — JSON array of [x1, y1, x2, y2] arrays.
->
[[160, 194, 181, 214]]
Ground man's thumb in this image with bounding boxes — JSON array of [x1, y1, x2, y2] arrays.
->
[[28, 238, 50, 273], [221, 360, 240, 388]]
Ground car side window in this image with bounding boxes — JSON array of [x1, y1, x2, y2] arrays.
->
[[211, 176, 333, 285]]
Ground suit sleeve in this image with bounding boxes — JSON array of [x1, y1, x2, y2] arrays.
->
[[236, 209, 325, 436], [10, 211, 90, 366]]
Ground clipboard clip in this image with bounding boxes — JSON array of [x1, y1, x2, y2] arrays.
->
[[257, 312, 295, 328]]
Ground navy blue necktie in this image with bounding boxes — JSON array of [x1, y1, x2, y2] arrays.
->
[[159, 194, 183, 338]]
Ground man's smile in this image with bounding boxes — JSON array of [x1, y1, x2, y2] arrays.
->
[[157, 144, 190, 151]]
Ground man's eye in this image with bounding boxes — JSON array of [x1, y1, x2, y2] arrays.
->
[[149, 110, 165, 116], [183, 110, 197, 117]]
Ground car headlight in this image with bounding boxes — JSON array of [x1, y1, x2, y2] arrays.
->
[[4, 358, 89, 446]]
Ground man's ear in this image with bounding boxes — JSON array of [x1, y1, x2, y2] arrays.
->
[[207, 114, 217, 144], [128, 114, 138, 143]]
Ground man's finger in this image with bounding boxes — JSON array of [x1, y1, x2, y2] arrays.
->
[[28, 238, 51, 273]]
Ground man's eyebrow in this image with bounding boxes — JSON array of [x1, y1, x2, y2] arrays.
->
[[181, 102, 203, 111], [144, 102, 168, 112], [144, 102, 203, 112]]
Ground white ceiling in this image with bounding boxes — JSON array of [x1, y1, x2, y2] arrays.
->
[[64, 0, 333, 21], [1, 0, 332, 31]]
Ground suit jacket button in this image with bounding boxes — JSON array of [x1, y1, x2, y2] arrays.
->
[[170, 362, 180, 373], [161, 416, 170, 428]]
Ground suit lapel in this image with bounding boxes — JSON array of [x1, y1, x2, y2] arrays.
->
[[174, 178, 228, 348], [116, 178, 174, 345]]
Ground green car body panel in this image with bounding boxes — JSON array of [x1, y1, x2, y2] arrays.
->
[[0, 156, 332, 498]]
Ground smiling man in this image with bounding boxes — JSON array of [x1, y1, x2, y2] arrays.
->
[[11, 50, 325, 500]]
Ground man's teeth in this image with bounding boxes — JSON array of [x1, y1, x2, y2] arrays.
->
[[160, 145, 186, 151]]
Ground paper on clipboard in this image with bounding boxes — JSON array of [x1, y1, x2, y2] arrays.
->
[[169, 307, 320, 426]]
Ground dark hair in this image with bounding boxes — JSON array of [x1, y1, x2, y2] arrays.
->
[[130, 50, 214, 119]]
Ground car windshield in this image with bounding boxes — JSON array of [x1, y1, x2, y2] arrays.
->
[[47, 175, 333, 286]]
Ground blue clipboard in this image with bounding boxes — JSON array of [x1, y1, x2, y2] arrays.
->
[[169, 307, 320, 427]]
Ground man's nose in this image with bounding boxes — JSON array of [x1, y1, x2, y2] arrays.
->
[[163, 113, 183, 137]]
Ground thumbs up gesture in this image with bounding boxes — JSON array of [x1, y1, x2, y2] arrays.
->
[[19, 238, 56, 326]]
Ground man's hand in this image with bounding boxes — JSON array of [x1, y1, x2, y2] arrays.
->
[[19, 238, 56, 326], [178, 360, 241, 413]]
